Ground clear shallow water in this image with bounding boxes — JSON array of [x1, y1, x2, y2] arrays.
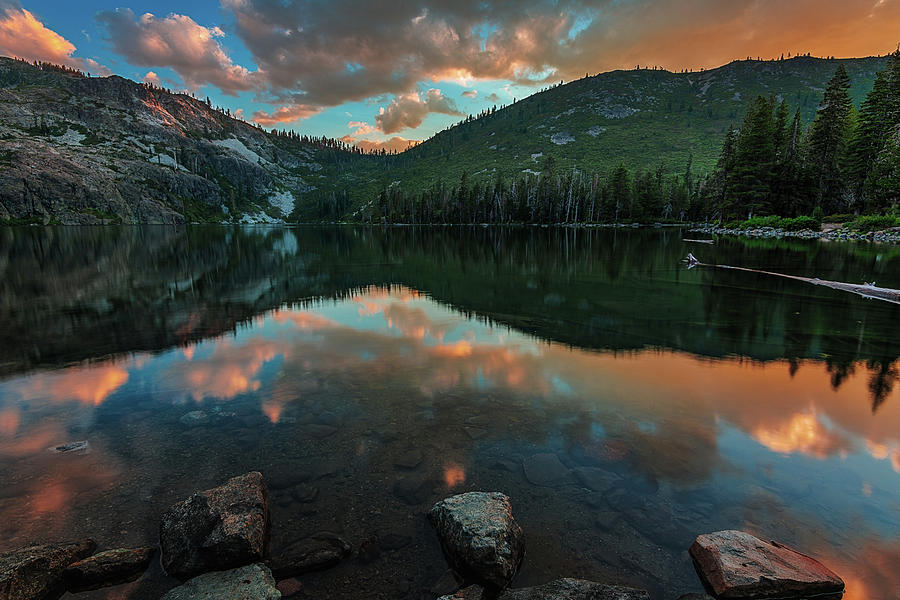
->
[[0, 226, 899, 599]]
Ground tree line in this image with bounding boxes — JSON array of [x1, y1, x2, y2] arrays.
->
[[358, 52, 899, 225]]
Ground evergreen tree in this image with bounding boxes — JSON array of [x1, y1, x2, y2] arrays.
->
[[807, 65, 854, 212], [730, 95, 776, 218]]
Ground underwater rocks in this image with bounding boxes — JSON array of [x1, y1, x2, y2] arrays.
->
[[63, 547, 154, 592], [160, 563, 281, 600], [159, 471, 270, 579], [267, 532, 352, 579], [0, 539, 96, 600], [439, 579, 650, 600], [429, 492, 525, 589], [689, 530, 844, 599], [523, 453, 575, 487]]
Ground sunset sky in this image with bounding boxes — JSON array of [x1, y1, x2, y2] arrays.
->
[[1, 0, 898, 151]]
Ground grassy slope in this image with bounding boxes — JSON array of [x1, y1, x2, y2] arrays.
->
[[301, 56, 888, 217]]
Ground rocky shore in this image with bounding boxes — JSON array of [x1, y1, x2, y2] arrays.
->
[[0, 471, 846, 600], [689, 224, 900, 244]]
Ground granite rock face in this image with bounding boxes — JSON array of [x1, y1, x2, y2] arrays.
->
[[429, 492, 525, 589], [63, 547, 154, 592], [689, 530, 844, 599], [160, 563, 281, 600], [0, 539, 96, 600], [160, 472, 270, 579]]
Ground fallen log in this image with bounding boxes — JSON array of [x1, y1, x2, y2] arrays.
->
[[685, 254, 900, 305]]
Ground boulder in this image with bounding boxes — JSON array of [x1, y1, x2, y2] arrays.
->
[[689, 530, 844, 599], [63, 547, 154, 592], [438, 585, 486, 600], [160, 472, 270, 579], [500, 578, 650, 600], [267, 532, 352, 579], [160, 563, 281, 600], [428, 492, 525, 589], [0, 539, 96, 600], [440, 580, 651, 600]]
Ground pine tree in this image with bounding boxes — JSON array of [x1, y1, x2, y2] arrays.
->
[[731, 95, 776, 218], [807, 65, 854, 212]]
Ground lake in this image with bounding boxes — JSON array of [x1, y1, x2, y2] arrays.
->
[[1, 225, 898, 599]]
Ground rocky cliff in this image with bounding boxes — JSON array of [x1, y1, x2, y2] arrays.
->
[[0, 58, 323, 224]]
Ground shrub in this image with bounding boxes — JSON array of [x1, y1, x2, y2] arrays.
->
[[848, 215, 899, 232]]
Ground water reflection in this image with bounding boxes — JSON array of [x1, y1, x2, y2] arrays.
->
[[1, 225, 900, 599], [0, 284, 897, 598]]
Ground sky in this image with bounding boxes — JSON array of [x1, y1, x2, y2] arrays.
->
[[1, 1, 899, 151]]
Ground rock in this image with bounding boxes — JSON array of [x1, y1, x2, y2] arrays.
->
[[289, 486, 319, 504], [572, 467, 620, 493], [437, 585, 486, 600], [267, 533, 351, 579], [63, 547, 154, 592], [689, 530, 844, 599], [393, 448, 424, 469], [179, 411, 209, 427], [159, 472, 270, 579], [393, 475, 436, 505], [523, 454, 575, 487], [266, 468, 313, 491], [675, 594, 715, 600], [377, 532, 412, 552], [160, 563, 281, 600], [430, 569, 464, 595], [499, 578, 650, 599], [428, 492, 525, 589], [276, 578, 302, 598], [0, 539, 96, 600]]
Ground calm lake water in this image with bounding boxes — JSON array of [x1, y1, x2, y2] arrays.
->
[[1, 225, 899, 599]]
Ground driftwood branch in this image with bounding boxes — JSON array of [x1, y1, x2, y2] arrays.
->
[[685, 254, 900, 305]]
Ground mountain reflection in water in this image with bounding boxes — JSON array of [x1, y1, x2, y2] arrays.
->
[[0, 225, 898, 599]]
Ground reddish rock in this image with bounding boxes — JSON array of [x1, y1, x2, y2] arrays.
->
[[689, 530, 844, 599], [0, 539, 96, 600], [63, 547, 154, 592], [159, 471, 270, 579]]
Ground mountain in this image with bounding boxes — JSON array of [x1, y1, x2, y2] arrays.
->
[[0, 54, 889, 224]]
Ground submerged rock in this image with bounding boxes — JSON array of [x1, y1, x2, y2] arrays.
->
[[179, 411, 209, 427], [523, 454, 574, 487], [501, 578, 650, 599], [440, 579, 650, 600], [689, 530, 844, 599], [428, 492, 525, 589], [159, 471, 270, 579], [0, 539, 96, 600], [63, 547, 154, 592], [160, 563, 280, 600], [267, 532, 351, 579]]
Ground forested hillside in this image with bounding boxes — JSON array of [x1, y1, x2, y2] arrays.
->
[[0, 53, 894, 225]]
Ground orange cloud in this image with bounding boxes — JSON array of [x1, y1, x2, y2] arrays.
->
[[252, 103, 321, 126], [0, 3, 96, 71], [11, 364, 129, 407]]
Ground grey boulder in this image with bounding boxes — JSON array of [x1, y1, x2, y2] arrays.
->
[[160, 563, 281, 600], [63, 547, 154, 592], [429, 492, 525, 589], [160, 472, 270, 579], [267, 532, 352, 579], [440, 579, 650, 600], [0, 539, 96, 600]]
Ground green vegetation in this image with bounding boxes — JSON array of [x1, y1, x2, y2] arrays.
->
[[297, 55, 895, 225], [847, 215, 900, 231], [724, 216, 822, 231]]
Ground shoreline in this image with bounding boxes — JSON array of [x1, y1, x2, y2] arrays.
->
[[688, 224, 900, 244]]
